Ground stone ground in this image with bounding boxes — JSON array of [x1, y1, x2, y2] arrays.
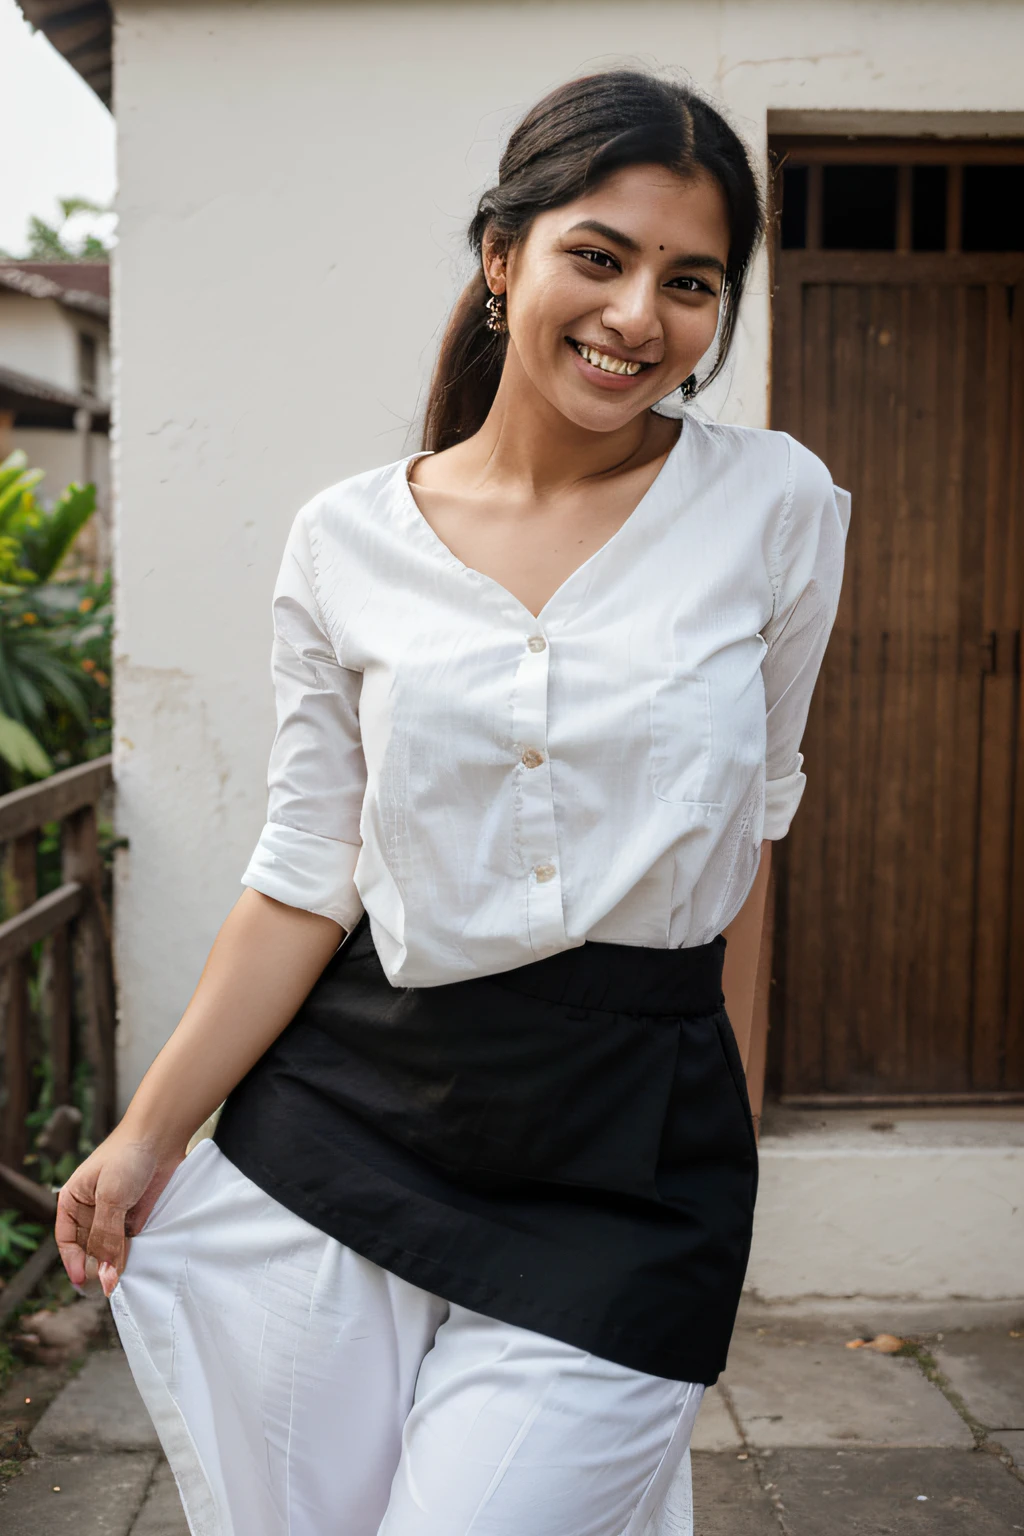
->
[[1, 1308, 1022, 1533]]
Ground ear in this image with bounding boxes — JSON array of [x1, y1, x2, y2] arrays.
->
[[481, 227, 507, 294]]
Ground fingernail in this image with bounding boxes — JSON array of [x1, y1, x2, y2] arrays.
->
[[98, 1261, 118, 1297], [84, 1255, 99, 1281]]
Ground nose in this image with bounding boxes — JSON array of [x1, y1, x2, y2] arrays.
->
[[601, 271, 661, 351]]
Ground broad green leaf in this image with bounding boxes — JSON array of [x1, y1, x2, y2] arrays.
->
[[0, 713, 53, 777]]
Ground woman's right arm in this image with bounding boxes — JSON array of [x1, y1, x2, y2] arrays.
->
[[58, 495, 368, 1296], [56, 889, 343, 1294]]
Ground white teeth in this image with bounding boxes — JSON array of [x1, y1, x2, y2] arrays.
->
[[576, 343, 642, 377]]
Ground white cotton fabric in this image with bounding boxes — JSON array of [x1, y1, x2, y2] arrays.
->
[[241, 415, 850, 985], [112, 1139, 705, 1536]]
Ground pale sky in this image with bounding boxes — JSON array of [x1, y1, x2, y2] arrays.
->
[[0, 0, 116, 255]]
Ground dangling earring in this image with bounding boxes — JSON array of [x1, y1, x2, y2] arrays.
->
[[679, 374, 698, 401], [485, 292, 508, 334]]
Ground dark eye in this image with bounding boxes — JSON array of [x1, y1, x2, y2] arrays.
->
[[570, 247, 620, 271], [668, 275, 716, 295]]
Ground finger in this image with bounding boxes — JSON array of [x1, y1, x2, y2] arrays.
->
[[85, 1197, 129, 1271], [55, 1185, 94, 1287], [99, 1261, 119, 1298]]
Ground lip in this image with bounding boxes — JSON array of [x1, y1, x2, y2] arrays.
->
[[566, 338, 654, 392]]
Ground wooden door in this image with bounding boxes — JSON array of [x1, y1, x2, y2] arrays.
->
[[770, 141, 1024, 1102]]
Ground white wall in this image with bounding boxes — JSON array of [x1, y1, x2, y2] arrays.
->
[[113, 0, 1024, 1109]]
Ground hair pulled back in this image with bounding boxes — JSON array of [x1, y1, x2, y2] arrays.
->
[[422, 69, 764, 453]]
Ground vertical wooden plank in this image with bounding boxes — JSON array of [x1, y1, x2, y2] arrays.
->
[[2, 834, 38, 1166], [922, 284, 971, 1087], [1006, 280, 1024, 1090], [49, 925, 73, 1110], [820, 283, 861, 1091], [781, 279, 832, 1093], [951, 285, 993, 1087], [63, 805, 116, 1141], [971, 284, 1015, 1088]]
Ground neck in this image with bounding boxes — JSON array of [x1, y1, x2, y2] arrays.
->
[[463, 345, 666, 498]]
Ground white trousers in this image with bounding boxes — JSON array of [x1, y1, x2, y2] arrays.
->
[[111, 1138, 704, 1536]]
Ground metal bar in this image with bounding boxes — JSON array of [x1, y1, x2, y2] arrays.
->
[[0, 755, 112, 843], [0, 883, 84, 967]]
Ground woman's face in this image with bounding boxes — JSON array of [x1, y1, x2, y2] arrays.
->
[[490, 163, 732, 433]]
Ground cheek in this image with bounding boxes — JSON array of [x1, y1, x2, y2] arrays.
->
[[672, 304, 722, 360], [510, 266, 590, 352]]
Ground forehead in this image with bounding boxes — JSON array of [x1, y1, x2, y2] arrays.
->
[[540, 164, 730, 254]]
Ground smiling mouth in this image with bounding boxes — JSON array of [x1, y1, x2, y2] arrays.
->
[[567, 338, 653, 377]]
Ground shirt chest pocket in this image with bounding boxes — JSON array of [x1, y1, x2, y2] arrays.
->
[[649, 672, 722, 806]]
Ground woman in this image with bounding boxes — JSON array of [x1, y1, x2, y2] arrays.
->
[[57, 69, 848, 1536]]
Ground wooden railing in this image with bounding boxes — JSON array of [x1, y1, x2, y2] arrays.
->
[[0, 755, 116, 1234]]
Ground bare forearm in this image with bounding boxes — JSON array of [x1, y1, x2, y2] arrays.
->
[[119, 888, 343, 1156], [722, 842, 772, 1068]]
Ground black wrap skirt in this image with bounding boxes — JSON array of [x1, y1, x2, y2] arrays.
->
[[214, 916, 758, 1386]]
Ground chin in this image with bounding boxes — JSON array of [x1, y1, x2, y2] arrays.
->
[[553, 392, 654, 433]]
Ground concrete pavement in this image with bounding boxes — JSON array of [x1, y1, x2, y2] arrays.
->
[[2, 1309, 1022, 1533]]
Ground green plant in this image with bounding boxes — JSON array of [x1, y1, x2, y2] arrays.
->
[[0, 452, 97, 586], [0, 1211, 45, 1273], [0, 455, 109, 787]]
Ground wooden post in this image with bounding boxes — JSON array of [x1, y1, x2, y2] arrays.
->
[[2, 833, 38, 1166], [63, 805, 116, 1140], [49, 924, 73, 1111]]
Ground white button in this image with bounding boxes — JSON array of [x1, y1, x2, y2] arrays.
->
[[533, 863, 557, 883], [521, 748, 544, 769], [527, 635, 547, 653]]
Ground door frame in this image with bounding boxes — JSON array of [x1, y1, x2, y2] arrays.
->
[[751, 134, 1024, 1110]]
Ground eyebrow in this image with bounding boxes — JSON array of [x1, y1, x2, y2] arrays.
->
[[564, 219, 726, 276]]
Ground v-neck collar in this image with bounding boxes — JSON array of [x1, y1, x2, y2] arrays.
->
[[394, 419, 688, 625]]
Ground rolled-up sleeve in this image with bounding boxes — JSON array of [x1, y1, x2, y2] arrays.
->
[[241, 504, 366, 930], [761, 438, 851, 841]]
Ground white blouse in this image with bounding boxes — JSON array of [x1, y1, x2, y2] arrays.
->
[[241, 414, 850, 987]]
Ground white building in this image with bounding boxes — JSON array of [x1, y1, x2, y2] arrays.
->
[[0, 260, 112, 567], [27, 0, 1024, 1314]]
